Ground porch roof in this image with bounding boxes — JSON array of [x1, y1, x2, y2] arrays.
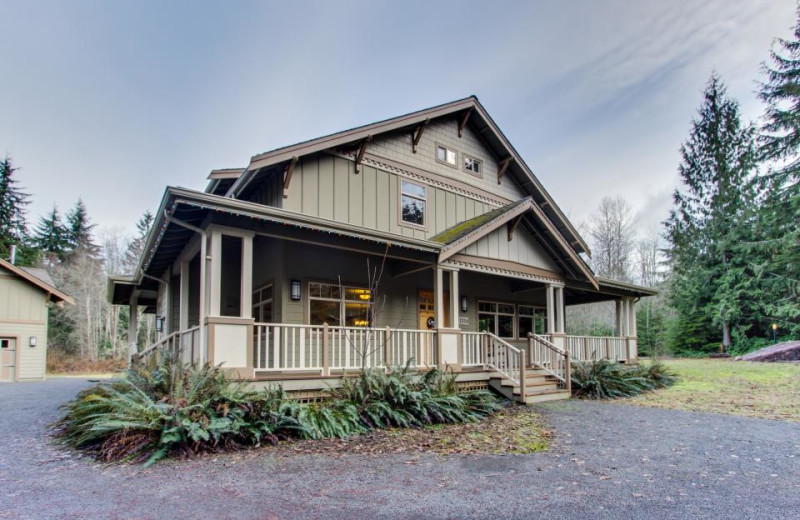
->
[[109, 186, 443, 302]]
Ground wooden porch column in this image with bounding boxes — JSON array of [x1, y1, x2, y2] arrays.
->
[[198, 232, 208, 364], [241, 234, 253, 319], [209, 229, 222, 317], [628, 300, 637, 337], [615, 300, 624, 337], [546, 284, 556, 334], [434, 267, 445, 328], [555, 286, 565, 334], [179, 261, 189, 331], [449, 269, 459, 329], [127, 292, 138, 367]]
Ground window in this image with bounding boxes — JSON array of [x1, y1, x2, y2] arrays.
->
[[436, 145, 457, 166], [463, 155, 482, 175], [308, 282, 372, 327], [0, 338, 13, 349], [477, 301, 515, 339], [518, 305, 547, 338], [252, 283, 273, 323], [401, 180, 426, 227]]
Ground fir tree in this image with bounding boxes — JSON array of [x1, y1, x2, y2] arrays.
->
[[33, 205, 69, 260], [756, 9, 800, 338], [123, 210, 153, 273], [65, 199, 98, 256], [0, 156, 31, 262], [664, 74, 759, 353]]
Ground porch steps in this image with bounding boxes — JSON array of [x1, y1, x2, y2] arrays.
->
[[489, 368, 570, 405]]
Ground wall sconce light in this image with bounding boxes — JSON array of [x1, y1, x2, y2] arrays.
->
[[460, 295, 468, 313], [155, 316, 164, 333], [29, 336, 37, 347], [290, 280, 302, 301]]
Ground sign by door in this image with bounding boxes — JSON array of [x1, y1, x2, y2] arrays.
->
[[459, 316, 469, 327]]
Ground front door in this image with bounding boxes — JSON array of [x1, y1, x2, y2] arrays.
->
[[0, 338, 17, 381], [418, 290, 449, 330]]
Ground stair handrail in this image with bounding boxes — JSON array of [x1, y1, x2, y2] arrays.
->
[[485, 332, 525, 388], [528, 333, 571, 393]]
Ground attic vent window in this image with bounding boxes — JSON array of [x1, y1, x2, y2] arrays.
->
[[400, 180, 426, 227], [464, 155, 482, 175], [436, 145, 457, 166]]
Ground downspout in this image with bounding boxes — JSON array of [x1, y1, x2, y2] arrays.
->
[[164, 210, 208, 364]]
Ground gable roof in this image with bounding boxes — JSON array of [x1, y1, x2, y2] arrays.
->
[[205, 168, 246, 196], [432, 197, 598, 289], [0, 258, 74, 304], [227, 96, 590, 256]]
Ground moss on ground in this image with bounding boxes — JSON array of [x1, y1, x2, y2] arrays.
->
[[624, 359, 800, 422]]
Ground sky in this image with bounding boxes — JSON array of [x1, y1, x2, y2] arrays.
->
[[0, 0, 795, 244]]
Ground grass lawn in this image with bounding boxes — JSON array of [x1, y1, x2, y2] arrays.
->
[[625, 358, 800, 422]]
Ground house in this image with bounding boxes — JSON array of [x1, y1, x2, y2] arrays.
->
[[0, 257, 74, 381], [109, 96, 656, 403]]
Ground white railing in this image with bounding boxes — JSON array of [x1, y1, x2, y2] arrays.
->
[[529, 333, 569, 392], [566, 335, 629, 362], [135, 325, 201, 366], [485, 332, 525, 387], [461, 331, 485, 366], [253, 323, 436, 375]]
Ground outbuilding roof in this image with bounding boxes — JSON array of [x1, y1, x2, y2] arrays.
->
[[0, 258, 74, 305]]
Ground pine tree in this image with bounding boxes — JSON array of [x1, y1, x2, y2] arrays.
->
[[33, 206, 70, 260], [0, 156, 31, 262], [757, 9, 800, 338], [664, 74, 759, 353], [65, 199, 98, 256], [123, 210, 153, 274]]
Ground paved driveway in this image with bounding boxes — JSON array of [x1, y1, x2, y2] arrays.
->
[[1, 378, 798, 520]]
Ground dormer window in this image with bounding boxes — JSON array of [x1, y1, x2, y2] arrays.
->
[[464, 155, 482, 176], [436, 145, 457, 166]]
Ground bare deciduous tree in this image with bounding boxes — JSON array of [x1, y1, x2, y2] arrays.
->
[[586, 196, 637, 282]]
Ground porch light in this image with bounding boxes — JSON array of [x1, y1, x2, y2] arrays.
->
[[290, 280, 302, 301], [155, 316, 164, 333], [29, 336, 37, 347], [772, 323, 779, 344], [460, 295, 468, 313]]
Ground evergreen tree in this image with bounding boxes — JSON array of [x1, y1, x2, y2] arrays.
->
[[65, 199, 98, 256], [33, 205, 70, 260], [0, 156, 32, 263], [664, 74, 760, 353], [756, 9, 800, 338], [123, 210, 153, 273]]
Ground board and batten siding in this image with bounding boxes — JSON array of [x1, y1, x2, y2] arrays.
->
[[462, 225, 562, 273], [283, 154, 496, 240], [0, 266, 49, 380]]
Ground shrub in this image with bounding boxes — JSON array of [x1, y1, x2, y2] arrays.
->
[[570, 359, 677, 399], [55, 359, 500, 465]]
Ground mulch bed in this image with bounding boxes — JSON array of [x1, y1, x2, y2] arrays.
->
[[258, 404, 552, 457]]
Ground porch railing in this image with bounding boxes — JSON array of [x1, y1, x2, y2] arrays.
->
[[566, 335, 628, 362], [485, 332, 525, 388], [529, 333, 570, 392], [461, 331, 484, 366], [135, 325, 201, 366], [253, 323, 436, 375]]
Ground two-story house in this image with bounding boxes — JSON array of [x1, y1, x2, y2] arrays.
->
[[109, 96, 655, 403]]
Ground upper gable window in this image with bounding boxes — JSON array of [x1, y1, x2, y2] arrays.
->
[[400, 179, 426, 227], [436, 145, 457, 166], [463, 155, 482, 176]]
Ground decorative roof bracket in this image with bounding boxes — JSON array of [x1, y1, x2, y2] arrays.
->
[[497, 156, 513, 184], [282, 156, 299, 198], [354, 135, 372, 174], [412, 119, 429, 153], [507, 215, 523, 242], [458, 109, 473, 138]]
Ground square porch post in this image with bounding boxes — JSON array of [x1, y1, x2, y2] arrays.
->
[[449, 269, 459, 329], [179, 261, 189, 331], [556, 286, 565, 334], [209, 229, 222, 317], [434, 266, 445, 328], [615, 299, 624, 337], [546, 284, 556, 334], [241, 234, 253, 319], [127, 292, 138, 367]]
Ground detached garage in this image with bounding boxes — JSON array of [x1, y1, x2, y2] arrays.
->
[[0, 258, 73, 382]]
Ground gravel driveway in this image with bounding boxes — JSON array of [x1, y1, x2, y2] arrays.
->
[[1, 378, 798, 520]]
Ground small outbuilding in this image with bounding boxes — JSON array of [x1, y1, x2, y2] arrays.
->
[[0, 258, 74, 381]]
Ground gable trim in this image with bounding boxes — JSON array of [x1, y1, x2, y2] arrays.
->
[[447, 254, 564, 284]]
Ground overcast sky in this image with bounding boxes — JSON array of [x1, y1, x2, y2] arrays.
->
[[0, 0, 795, 244]]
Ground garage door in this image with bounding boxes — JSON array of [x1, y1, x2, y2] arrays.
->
[[0, 338, 16, 381]]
